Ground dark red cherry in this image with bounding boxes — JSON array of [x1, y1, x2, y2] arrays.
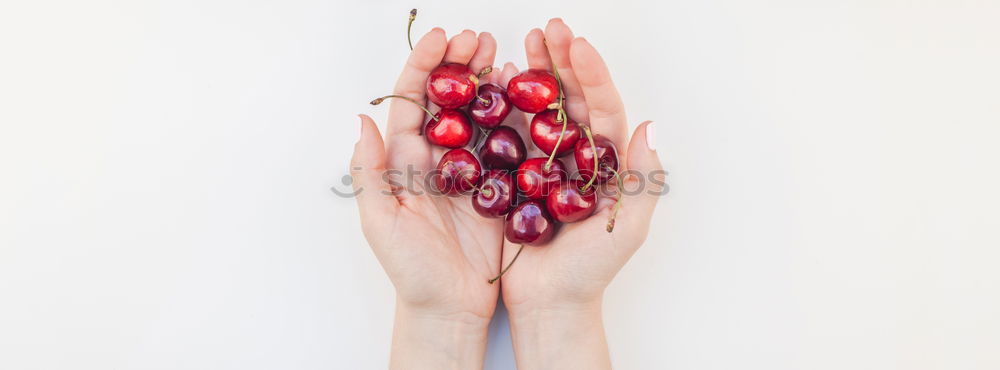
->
[[434, 148, 482, 196], [480, 126, 527, 170], [504, 200, 555, 245], [529, 110, 581, 157], [426, 63, 478, 109], [425, 109, 474, 148], [506, 69, 558, 113], [546, 179, 597, 223], [468, 83, 511, 129], [575, 134, 619, 184], [472, 170, 515, 218], [516, 158, 567, 200]]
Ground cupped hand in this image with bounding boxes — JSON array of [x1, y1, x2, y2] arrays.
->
[[494, 20, 665, 369], [350, 28, 503, 326]]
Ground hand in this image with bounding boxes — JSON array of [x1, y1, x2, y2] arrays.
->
[[350, 28, 502, 370], [496, 19, 665, 370]]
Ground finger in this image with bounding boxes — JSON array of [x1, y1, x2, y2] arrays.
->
[[570, 37, 628, 147], [524, 28, 552, 70], [443, 29, 479, 65], [543, 18, 588, 121], [496, 63, 533, 150], [351, 115, 399, 219], [468, 32, 497, 78], [387, 28, 447, 137], [622, 121, 665, 216]]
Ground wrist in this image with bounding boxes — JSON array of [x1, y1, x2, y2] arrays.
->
[[506, 299, 611, 370], [390, 301, 491, 370]]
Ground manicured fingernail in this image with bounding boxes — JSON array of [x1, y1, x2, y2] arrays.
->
[[645, 121, 656, 151], [357, 114, 364, 144]]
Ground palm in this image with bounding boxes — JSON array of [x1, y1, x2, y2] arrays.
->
[[495, 21, 663, 310], [375, 192, 503, 316]]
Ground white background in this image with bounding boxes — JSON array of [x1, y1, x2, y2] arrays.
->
[[2, 0, 999, 369]]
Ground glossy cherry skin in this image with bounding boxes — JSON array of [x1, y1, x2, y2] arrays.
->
[[468, 83, 511, 129], [506, 69, 558, 113], [546, 179, 598, 223], [480, 126, 527, 170], [516, 158, 567, 200], [504, 200, 556, 245], [472, 170, 515, 218], [425, 109, 474, 149], [529, 109, 581, 157], [434, 148, 482, 196], [575, 134, 619, 184], [426, 63, 478, 109]]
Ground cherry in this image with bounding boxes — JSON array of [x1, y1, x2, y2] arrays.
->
[[468, 83, 512, 129], [575, 132, 619, 185], [371, 95, 474, 149], [507, 69, 559, 113], [479, 126, 527, 170], [516, 158, 567, 199], [426, 63, 478, 109], [504, 200, 556, 245], [434, 148, 482, 196], [530, 109, 581, 157], [546, 179, 598, 223], [488, 199, 555, 284], [472, 169, 515, 218], [425, 108, 474, 148]]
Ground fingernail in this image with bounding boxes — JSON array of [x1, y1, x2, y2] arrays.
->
[[357, 114, 365, 144], [645, 121, 656, 151]]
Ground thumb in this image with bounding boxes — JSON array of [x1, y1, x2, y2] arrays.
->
[[350, 114, 398, 219], [622, 121, 667, 216]]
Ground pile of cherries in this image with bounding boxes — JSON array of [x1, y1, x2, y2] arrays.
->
[[371, 12, 622, 282]]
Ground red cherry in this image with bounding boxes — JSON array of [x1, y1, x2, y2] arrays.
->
[[468, 83, 511, 129], [426, 63, 478, 109], [480, 126, 527, 170], [434, 148, 482, 196], [529, 110, 582, 157], [516, 158, 567, 199], [506, 69, 558, 113], [425, 109, 474, 149], [546, 179, 598, 223], [504, 200, 556, 245], [575, 134, 619, 184], [472, 170, 515, 218]]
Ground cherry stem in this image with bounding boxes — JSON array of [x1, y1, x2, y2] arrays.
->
[[476, 95, 491, 105], [370, 95, 439, 122], [488, 244, 524, 284], [550, 60, 567, 123], [542, 39, 567, 122], [580, 125, 599, 192], [478, 66, 493, 79], [544, 116, 568, 172], [407, 9, 417, 51], [603, 164, 624, 233], [543, 58, 569, 172]]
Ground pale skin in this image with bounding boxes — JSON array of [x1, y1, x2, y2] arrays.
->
[[350, 19, 664, 370]]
